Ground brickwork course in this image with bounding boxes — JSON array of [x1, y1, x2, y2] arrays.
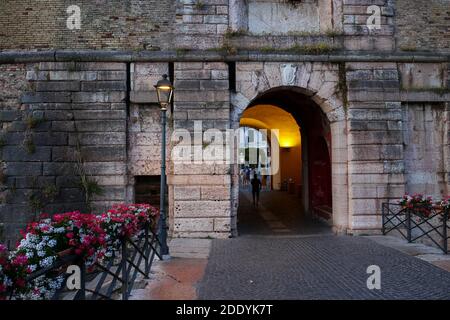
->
[[0, 0, 449, 247]]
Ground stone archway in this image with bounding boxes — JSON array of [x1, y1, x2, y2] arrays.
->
[[230, 62, 349, 236]]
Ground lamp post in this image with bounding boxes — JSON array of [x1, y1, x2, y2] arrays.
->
[[155, 74, 174, 257]]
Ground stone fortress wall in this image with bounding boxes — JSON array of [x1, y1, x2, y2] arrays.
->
[[0, 0, 449, 245]]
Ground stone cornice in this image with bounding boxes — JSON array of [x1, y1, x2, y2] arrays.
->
[[0, 50, 449, 64]]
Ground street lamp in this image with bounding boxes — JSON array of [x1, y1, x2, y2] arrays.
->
[[155, 74, 174, 257]]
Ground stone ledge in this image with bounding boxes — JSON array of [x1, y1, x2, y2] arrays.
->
[[1, 50, 449, 64]]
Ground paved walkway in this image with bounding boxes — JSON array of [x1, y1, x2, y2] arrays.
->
[[238, 189, 331, 235], [132, 190, 450, 300], [197, 235, 450, 300]]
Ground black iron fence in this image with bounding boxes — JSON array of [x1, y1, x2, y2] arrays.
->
[[7, 222, 162, 300], [382, 203, 449, 254]]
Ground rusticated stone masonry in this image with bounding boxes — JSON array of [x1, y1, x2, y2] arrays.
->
[[0, 62, 128, 245]]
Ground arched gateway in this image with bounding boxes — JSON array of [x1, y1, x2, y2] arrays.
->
[[230, 62, 349, 236]]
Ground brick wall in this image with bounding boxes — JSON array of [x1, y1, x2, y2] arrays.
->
[[1, 0, 449, 53], [0, 0, 175, 50], [396, 0, 450, 52]]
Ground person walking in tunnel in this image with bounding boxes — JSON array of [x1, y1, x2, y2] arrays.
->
[[251, 173, 262, 207]]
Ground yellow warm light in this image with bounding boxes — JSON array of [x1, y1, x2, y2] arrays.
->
[[279, 137, 297, 148], [240, 104, 301, 148]]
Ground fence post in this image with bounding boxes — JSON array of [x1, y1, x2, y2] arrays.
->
[[79, 260, 86, 300], [382, 203, 386, 235], [144, 223, 150, 278], [406, 209, 412, 243], [121, 240, 128, 300], [443, 209, 448, 254]]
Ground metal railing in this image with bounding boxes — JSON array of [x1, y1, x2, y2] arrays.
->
[[382, 203, 449, 254], [7, 222, 162, 300]]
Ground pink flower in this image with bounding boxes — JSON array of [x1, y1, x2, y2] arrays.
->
[[12, 254, 28, 266]]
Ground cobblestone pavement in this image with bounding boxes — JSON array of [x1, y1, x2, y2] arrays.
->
[[197, 235, 450, 300]]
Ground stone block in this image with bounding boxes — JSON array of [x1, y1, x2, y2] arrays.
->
[[2, 146, 51, 162], [43, 162, 74, 176], [201, 186, 231, 200], [174, 218, 214, 232], [214, 217, 231, 232], [0, 110, 21, 121], [68, 132, 126, 146], [33, 132, 68, 146], [174, 186, 201, 200], [71, 92, 126, 103], [5, 162, 42, 176], [72, 110, 126, 120], [35, 81, 80, 92], [51, 146, 77, 162], [21, 92, 71, 103], [203, 15, 228, 24], [48, 71, 97, 81], [15, 176, 55, 189], [200, 80, 229, 90], [80, 81, 126, 91], [350, 199, 378, 215], [82, 162, 127, 175], [399, 63, 445, 89], [174, 200, 230, 218], [381, 145, 403, 160], [81, 146, 126, 161], [349, 215, 381, 230], [349, 145, 381, 161], [349, 131, 403, 145], [96, 71, 127, 81], [51, 121, 75, 132], [91, 186, 125, 201], [75, 62, 126, 71], [175, 69, 211, 80], [75, 120, 126, 132]]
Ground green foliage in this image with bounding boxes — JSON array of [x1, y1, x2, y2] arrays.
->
[[28, 192, 44, 213], [399, 45, 417, 52], [337, 62, 349, 108], [25, 115, 43, 129], [287, 43, 337, 55], [28, 183, 59, 216], [224, 28, 247, 39], [42, 184, 58, 201], [0, 167, 5, 185], [194, 0, 205, 10], [175, 48, 190, 56], [324, 29, 344, 37], [401, 86, 450, 96], [24, 137, 36, 154]]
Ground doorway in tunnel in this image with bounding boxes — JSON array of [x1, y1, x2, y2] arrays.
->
[[236, 88, 333, 236]]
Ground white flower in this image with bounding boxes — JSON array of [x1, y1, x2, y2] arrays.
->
[[39, 256, 55, 268], [37, 250, 46, 257], [47, 239, 57, 248]]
